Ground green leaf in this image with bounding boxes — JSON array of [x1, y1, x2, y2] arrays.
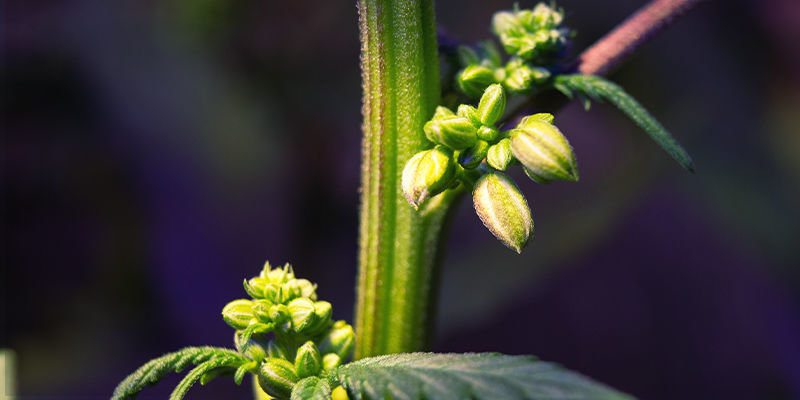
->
[[170, 355, 244, 400], [554, 74, 694, 172], [291, 376, 333, 400], [328, 352, 633, 400], [111, 346, 247, 400]]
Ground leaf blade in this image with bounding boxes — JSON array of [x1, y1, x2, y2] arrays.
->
[[291, 376, 333, 400], [329, 352, 633, 400], [555, 74, 695, 172]]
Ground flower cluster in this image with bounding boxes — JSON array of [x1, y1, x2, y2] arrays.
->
[[402, 83, 578, 253], [457, 3, 572, 97], [221, 262, 354, 399]]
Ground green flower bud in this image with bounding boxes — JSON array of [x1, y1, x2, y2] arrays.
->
[[457, 45, 479, 67], [531, 3, 564, 28], [456, 104, 481, 128], [294, 341, 323, 378], [504, 65, 534, 93], [477, 84, 506, 126], [234, 333, 270, 362], [519, 112, 554, 125], [318, 320, 355, 360], [457, 65, 496, 99], [257, 358, 298, 399], [458, 140, 489, 170], [492, 11, 525, 39], [266, 263, 294, 285], [264, 283, 286, 304], [431, 105, 455, 121], [472, 172, 533, 253], [510, 119, 578, 182], [477, 126, 499, 142], [252, 299, 275, 324], [244, 277, 268, 298], [424, 117, 478, 150], [266, 340, 291, 361], [286, 278, 317, 301], [487, 138, 513, 171], [322, 353, 342, 371], [222, 299, 255, 330], [268, 304, 290, 331], [401, 146, 455, 209], [288, 297, 317, 334], [332, 385, 350, 400]]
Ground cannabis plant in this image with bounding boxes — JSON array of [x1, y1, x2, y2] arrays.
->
[[112, 0, 700, 398]]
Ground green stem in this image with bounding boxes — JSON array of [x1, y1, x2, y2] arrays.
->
[[355, 0, 455, 359]]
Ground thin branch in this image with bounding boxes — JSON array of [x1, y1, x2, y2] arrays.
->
[[577, 0, 706, 76]]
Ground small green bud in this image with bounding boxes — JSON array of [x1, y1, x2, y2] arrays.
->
[[252, 299, 275, 324], [401, 146, 455, 209], [318, 320, 355, 360], [458, 140, 489, 170], [266, 340, 291, 361], [424, 117, 478, 150], [504, 65, 534, 93], [288, 297, 317, 334], [264, 283, 286, 304], [477, 84, 506, 126], [477, 126, 499, 142], [457, 104, 481, 127], [510, 120, 578, 182], [268, 304, 290, 331], [472, 172, 533, 253], [322, 353, 342, 371], [431, 105, 455, 121], [457, 45, 479, 67], [531, 3, 564, 28], [519, 112, 554, 125], [487, 138, 513, 171], [244, 277, 268, 298], [286, 278, 317, 301], [457, 65, 496, 99], [257, 358, 299, 399], [294, 341, 323, 378], [492, 11, 525, 39], [332, 385, 350, 400], [222, 299, 255, 330], [267, 263, 294, 285]]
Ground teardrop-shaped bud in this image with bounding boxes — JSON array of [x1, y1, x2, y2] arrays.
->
[[504, 65, 534, 93], [285, 278, 317, 301], [401, 146, 455, 209], [322, 353, 342, 371], [431, 105, 455, 121], [472, 172, 533, 253], [487, 138, 513, 171], [492, 11, 525, 38], [287, 297, 317, 334], [477, 126, 499, 142], [222, 299, 255, 330], [332, 385, 350, 400], [294, 341, 323, 378], [510, 119, 578, 182], [458, 140, 490, 170], [477, 84, 506, 126], [318, 320, 355, 360], [457, 65, 497, 99], [257, 358, 299, 399], [457, 104, 481, 127], [424, 117, 477, 150], [252, 299, 275, 324], [244, 277, 268, 298], [519, 112, 554, 125]]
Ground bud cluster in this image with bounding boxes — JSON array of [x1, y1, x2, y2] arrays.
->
[[403, 84, 578, 252], [456, 3, 570, 98], [221, 262, 354, 399]]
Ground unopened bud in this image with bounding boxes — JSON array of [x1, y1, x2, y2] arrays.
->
[[424, 117, 478, 150], [519, 112, 554, 125], [477, 84, 506, 126], [457, 104, 481, 127], [257, 358, 299, 399], [222, 299, 254, 330], [294, 341, 323, 378], [401, 146, 455, 209], [472, 172, 533, 253], [477, 126, 499, 142], [457, 65, 497, 99], [288, 298, 317, 334], [487, 138, 513, 171], [252, 299, 274, 324], [431, 105, 455, 121], [318, 320, 355, 360], [244, 277, 268, 298], [458, 140, 490, 170], [322, 353, 341, 371], [332, 385, 350, 400], [510, 119, 578, 182], [492, 11, 524, 39], [531, 3, 564, 28], [286, 278, 317, 301]]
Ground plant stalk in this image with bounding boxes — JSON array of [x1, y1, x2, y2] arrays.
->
[[355, 0, 455, 359]]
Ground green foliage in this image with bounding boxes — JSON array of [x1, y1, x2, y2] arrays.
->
[[554, 74, 695, 172], [111, 346, 248, 400], [329, 353, 633, 400]]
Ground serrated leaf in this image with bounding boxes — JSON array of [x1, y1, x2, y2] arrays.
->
[[111, 346, 247, 400], [292, 376, 333, 400], [170, 355, 243, 400], [554, 74, 694, 172], [328, 352, 633, 400]]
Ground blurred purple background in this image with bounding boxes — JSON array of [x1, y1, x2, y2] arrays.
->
[[3, 0, 800, 398]]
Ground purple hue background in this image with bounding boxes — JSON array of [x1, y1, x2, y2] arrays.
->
[[3, 0, 800, 398]]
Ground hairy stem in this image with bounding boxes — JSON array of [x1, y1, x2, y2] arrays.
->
[[577, 0, 706, 76], [355, 0, 455, 359]]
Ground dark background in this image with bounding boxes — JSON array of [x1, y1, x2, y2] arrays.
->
[[3, 0, 800, 398]]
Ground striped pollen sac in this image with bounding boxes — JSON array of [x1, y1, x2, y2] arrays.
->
[[510, 119, 578, 183], [472, 171, 533, 253], [401, 146, 455, 209]]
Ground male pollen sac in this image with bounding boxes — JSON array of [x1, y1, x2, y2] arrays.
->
[[257, 358, 299, 399], [294, 341, 323, 378], [472, 172, 533, 253], [287, 297, 317, 334], [401, 146, 455, 209], [318, 320, 355, 360], [424, 117, 478, 150], [477, 84, 507, 126], [510, 119, 578, 182], [487, 138, 513, 171], [458, 65, 497, 98], [222, 299, 255, 330]]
